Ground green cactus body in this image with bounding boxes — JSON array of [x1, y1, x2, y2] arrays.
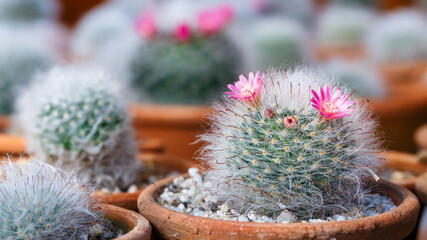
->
[[200, 69, 382, 220], [130, 34, 240, 104], [37, 89, 126, 154]]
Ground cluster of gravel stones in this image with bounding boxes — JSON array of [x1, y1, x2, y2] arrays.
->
[[96, 172, 179, 195], [158, 168, 396, 223]]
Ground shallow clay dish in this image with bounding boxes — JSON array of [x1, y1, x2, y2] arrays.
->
[[96, 153, 197, 211], [382, 151, 427, 192], [101, 203, 151, 240], [138, 174, 419, 240]]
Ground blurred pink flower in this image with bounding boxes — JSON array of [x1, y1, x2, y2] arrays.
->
[[311, 86, 354, 120], [198, 5, 234, 36], [175, 23, 192, 42], [226, 71, 264, 102], [135, 11, 157, 39]]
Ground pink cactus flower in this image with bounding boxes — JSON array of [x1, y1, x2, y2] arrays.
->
[[284, 116, 297, 128], [311, 86, 354, 120], [135, 11, 157, 39], [226, 71, 264, 102], [175, 23, 192, 42], [198, 5, 234, 36]]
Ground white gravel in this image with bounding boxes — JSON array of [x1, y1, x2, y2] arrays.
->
[[158, 168, 396, 223]]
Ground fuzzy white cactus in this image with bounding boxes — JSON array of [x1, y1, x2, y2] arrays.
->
[[0, 160, 100, 239], [244, 17, 309, 71], [366, 10, 427, 62], [316, 6, 374, 47], [14, 64, 142, 191], [0, 25, 58, 114], [71, 7, 137, 57], [198, 67, 382, 220]]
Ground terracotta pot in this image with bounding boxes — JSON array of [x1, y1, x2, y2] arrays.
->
[[0, 133, 164, 156], [378, 0, 416, 11], [378, 61, 427, 85], [382, 151, 427, 191], [96, 153, 197, 211], [369, 82, 427, 152], [101, 203, 151, 240], [130, 104, 211, 161], [415, 123, 427, 150], [138, 174, 419, 240], [313, 45, 366, 62]]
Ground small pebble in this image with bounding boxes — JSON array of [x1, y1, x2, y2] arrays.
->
[[127, 185, 138, 193]]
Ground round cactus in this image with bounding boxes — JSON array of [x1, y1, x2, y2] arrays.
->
[[0, 0, 57, 22], [71, 6, 137, 57], [0, 25, 57, 115], [14, 64, 141, 191], [244, 17, 309, 71], [320, 60, 385, 98], [129, 1, 241, 104], [131, 35, 240, 104], [0, 160, 101, 239], [366, 10, 427, 62], [198, 68, 382, 220], [316, 6, 374, 47]]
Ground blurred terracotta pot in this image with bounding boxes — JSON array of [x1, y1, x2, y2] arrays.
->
[[382, 151, 427, 192], [415, 123, 427, 150], [101, 203, 151, 240], [130, 104, 211, 161], [0, 133, 164, 157], [369, 82, 427, 152], [138, 174, 419, 240], [314, 45, 366, 62], [378, 61, 427, 85], [96, 153, 197, 211], [58, 0, 105, 27]]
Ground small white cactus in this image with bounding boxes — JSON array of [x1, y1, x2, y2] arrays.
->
[[366, 10, 427, 62], [14, 64, 142, 191]]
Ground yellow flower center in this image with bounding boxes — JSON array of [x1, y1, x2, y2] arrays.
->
[[241, 85, 255, 98], [322, 102, 339, 115]]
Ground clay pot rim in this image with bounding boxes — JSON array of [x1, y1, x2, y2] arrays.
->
[[138, 173, 419, 231], [100, 203, 151, 240]]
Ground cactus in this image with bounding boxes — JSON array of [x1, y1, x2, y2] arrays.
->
[[320, 60, 385, 98], [0, 25, 57, 115], [129, 1, 241, 104], [198, 68, 382, 220], [366, 10, 427, 63], [14, 64, 142, 191], [244, 17, 309, 71], [0, 160, 101, 239], [71, 6, 138, 57], [316, 6, 374, 47], [0, 0, 57, 22]]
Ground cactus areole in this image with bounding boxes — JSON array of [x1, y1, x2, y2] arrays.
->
[[199, 68, 382, 220]]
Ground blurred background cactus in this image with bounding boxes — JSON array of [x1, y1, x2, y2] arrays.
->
[[316, 5, 374, 48], [319, 59, 386, 98], [0, 160, 101, 239], [199, 68, 382, 220], [366, 10, 427, 63], [0, 25, 58, 115], [243, 17, 309, 71], [0, 0, 58, 23], [126, 0, 241, 104], [14, 64, 142, 191]]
